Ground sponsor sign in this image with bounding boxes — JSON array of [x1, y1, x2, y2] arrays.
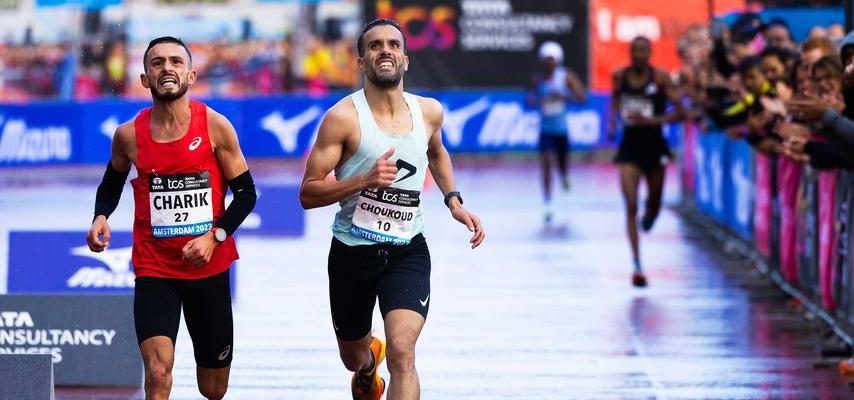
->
[[7, 231, 238, 297], [364, 0, 589, 88], [0, 294, 141, 386]]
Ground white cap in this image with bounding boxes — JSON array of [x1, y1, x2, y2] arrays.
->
[[538, 41, 563, 64]]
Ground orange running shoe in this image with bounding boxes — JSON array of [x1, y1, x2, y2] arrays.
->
[[839, 358, 854, 375], [352, 337, 387, 400]]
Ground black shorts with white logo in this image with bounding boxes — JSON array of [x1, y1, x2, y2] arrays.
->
[[134, 269, 233, 369], [328, 233, 431, 341]]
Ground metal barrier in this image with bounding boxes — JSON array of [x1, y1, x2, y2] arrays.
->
[[683, 124, 854, 346]]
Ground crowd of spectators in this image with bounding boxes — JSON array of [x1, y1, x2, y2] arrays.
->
[[0, 31, 359, 101], [675, 14, 853, 170]]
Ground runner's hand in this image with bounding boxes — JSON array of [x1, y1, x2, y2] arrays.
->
[[182, 232, 217, 267], [450, 206, 485, 249], [86, 215, 111, 253], [363, 148, 398, 189]]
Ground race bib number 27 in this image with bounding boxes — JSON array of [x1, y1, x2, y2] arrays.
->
[[351, 187, 420, 246], [149, 172, 213, 238]]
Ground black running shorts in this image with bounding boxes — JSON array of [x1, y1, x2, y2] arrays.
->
[[328, 233, 431, 341], [134, 269, 233, 369]]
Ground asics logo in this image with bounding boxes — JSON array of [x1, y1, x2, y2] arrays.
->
[[189, 136, 202, 151], [218, 345, 232, 361], [419, 294, 430, 307]]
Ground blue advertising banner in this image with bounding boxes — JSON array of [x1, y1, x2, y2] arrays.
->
[[0, 103, 83, 166], [1, 91, 624, 167], [725, 138, 754, 241], [79, 100, 146, 165], [237, 184, 304, 236], [240, 96, 337, 158], [694, 132, 728, 223], [8, 231, 135, 293], [7, 231, 237, 295]]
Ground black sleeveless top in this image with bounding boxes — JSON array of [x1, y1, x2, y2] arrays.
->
[[618, 67, 668, 130]]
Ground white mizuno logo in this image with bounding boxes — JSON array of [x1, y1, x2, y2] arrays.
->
[[189, 136, 202, 151], [218, 345, 232, 361], [67, 245, 134, 288], [261, 106, 323, 153], [101, 116, 119, 140], [442, 97, 490, 147], [419, 294, 430, 307]]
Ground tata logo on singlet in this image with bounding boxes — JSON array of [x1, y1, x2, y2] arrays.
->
[[65, 245, 135, 289], [0, 116, 72, 163]]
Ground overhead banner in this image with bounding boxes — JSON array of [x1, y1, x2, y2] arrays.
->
[[364, 0, 589, 88]]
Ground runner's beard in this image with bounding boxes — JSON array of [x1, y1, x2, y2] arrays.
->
[[367, 66, 403, 89], [151, 80, 189, 102]]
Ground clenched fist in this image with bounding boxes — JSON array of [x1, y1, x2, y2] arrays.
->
[[362, 148, 398, 189]]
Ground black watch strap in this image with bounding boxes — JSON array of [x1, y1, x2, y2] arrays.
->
[[444, 191, 463, 207]]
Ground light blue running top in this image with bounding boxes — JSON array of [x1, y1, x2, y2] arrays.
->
[[332, 89, 429, 246]]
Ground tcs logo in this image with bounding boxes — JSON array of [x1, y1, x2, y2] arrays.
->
[[376, 0, 457, 51]]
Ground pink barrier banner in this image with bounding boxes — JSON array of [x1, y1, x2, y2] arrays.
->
[[778, 157, 803, 284], [681, 123, 697, 197], [818, 170, 839, 311], [754, 154, 772, 258]]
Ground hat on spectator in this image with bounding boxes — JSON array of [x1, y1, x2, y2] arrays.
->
[[731, 12, 763, 43], [538, 41, 564, 64]]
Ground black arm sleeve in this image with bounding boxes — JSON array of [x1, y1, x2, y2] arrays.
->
[[804, 141, 854, 170], [214, 170, 257, 236], [94, 161, 130, 220]]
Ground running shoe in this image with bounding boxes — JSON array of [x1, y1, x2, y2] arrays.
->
[[352, 337, 386, 400], [632, 271, 648, 288], [640, 213, 657, 232]]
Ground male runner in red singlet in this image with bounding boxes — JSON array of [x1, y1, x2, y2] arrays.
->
[[85, 36, 257, 400]]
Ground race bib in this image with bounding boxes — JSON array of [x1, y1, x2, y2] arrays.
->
[[149, 172, 214, 238], [620, 95, 654, 122], [351, 187, 420, 245], [542, 98, 566, 116]]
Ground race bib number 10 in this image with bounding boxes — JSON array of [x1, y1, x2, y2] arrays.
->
[[149, 172, 214, 238], [351, 187, 420, 246]]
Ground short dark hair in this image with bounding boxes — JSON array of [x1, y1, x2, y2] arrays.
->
[[739, 56, 763, 75], [357, 18, 407, 57], [760, 46, 794, 64], [763, 18, 792, 39], [631, 36, 651, 48], [812, 55, 844, 80], [143, 36, 192, 71]]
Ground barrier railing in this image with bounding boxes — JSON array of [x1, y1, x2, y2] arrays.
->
[[682, 123, 854, 350]]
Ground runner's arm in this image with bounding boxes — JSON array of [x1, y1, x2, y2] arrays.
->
[[300, 104, 370, 209], [88, 123, 133, 252], [210, 111, 256, 237], [424, 98, 457, 204], [566, 69, 587, 103], [93, 123, 133, 221], [423, 98, 485, 248]]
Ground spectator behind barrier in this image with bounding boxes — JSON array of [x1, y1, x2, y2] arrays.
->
[[786, 32, 854, 166]]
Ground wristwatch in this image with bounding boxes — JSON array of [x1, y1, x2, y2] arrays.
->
[[444, 191, 463, 208], [212, 227, 227, 243]]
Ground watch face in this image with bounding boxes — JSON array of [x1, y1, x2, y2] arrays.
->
[[215, 228, 227, 242]]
